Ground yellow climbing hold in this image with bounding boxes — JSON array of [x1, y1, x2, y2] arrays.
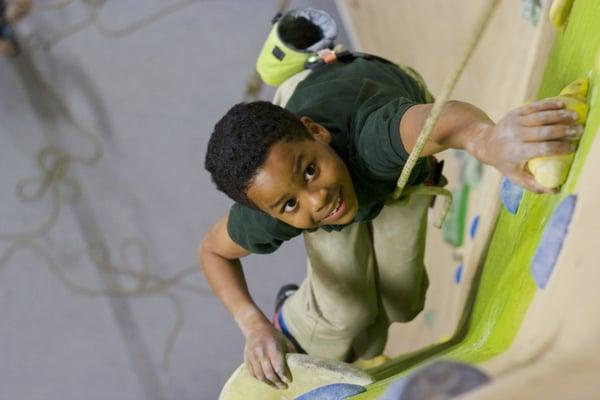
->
[[528, 154, 574, 189], [558, 76, 589, 99], [549, 0, 575, 29], [352, 354, 391, 370], [439, 335, 453, 343], [527, 78, 589, 189]]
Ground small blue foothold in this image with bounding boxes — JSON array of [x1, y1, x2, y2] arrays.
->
[[455, 264, 463, 284], [531, 195, 577, 289], [424, 310, 437, 329], [470, 215, 480, 239], [500, 177, 524, 214], [295, 383, 366, 400], [380, 360, 490, 400]]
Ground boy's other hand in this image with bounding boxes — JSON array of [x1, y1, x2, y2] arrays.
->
[[244, 322, 295, 390], [473, 99, 580, 194]]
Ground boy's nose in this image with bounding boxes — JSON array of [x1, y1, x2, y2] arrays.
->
[[308, 187, 330, 213]]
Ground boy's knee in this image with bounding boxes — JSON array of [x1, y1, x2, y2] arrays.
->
[[326, 299, 377, 335], [405, 272, 429, 321], [384, 270, 429, 322]]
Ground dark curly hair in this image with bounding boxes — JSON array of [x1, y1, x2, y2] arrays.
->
[[205, 101, 312, 207]]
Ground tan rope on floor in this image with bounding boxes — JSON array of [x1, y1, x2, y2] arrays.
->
[[3, 0, 299, 369], [1, 6, 211, 366], [26, 0, 202, 50], [30, 0, 75, 12], [393, 0, 501, 200]]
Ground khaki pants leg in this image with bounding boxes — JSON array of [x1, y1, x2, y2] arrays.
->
[[282, 221, 378, 361], [354, 195, 430, 358], [373, 195, 430, 323], [282, 194, 431, 361]]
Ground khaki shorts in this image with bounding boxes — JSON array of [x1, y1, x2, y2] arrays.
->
[[282, 194, 430, 361]]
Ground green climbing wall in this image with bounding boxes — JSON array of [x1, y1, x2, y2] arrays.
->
[[352, 1, 600, 398]]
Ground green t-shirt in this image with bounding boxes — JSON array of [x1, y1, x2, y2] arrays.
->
[[228, 57, 431, 254]]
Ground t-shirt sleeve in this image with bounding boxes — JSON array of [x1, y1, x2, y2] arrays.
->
[[353, 85, 420, 179], [227, 203, 303, 254]]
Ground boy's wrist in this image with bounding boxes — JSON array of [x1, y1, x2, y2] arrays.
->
[[464, 121, 495, 165], [235, 303, 271, 337]]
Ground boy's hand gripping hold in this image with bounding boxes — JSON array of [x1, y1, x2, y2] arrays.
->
[[469, 99, 581, 194], [242, 318, 295, 390]]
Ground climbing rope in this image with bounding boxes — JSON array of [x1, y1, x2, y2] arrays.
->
[[393, 0, 501, 206], [0, 81, 209, 366], [25, 0, 202, 50], [31, 0, 75, 12], [92, 0, 195, 38], [1, 2, 212, 366]]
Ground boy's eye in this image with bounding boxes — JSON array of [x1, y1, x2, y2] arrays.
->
[[283, 199, 298, 213], [304, 163, 317, 181]]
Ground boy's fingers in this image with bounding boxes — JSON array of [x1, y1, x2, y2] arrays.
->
[[285, 339, 296, 353], [524, 141, 576, 159], [519, 109, 578, 127], [517, 99, 564, 116], [511, 173, 555, 195], [522, 125, 583, 142], [247, 349, 276, 388], [245, 358, 258, 380], [261, 358, 287, 389], [250, 360, 269, 386], [270, 347, 293, 385], [524, 174, 557, 194]]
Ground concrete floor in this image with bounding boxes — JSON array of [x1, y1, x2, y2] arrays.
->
[[0, 1, 350, 399]]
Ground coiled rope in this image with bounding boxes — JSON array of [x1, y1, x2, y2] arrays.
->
[[1, 1, 212, 367]]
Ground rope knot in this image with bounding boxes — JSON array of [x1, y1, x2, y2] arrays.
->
[[17, 146, 79, 202]]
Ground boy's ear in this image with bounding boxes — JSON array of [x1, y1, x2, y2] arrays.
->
[[300, 116, 331, 144]]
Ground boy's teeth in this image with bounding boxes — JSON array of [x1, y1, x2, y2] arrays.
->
[[328, 197, 341, 217]]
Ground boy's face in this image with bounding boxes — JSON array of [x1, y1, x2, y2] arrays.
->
[[246, 117, 358, 230]]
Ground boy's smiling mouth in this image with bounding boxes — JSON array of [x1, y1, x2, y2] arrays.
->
[[321, 188, 346, 224]]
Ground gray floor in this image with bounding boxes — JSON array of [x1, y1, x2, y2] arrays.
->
[[0, 1, 350, 399]]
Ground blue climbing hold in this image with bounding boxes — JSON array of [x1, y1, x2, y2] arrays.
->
[[380, 360, 490, 400], [531, 195, 577, 289], [500, 177, 524, 214], [470, 215, 480, 239], [455, 264, 464, 284], [424, 310, 437, 329], [295, 383, 366, 400]]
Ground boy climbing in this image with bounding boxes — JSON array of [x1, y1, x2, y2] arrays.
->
[[199, 8, 583, 392]]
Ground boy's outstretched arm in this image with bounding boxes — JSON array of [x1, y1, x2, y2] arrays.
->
[[198, 214, 295, 390], [400, 100, 581, 193]]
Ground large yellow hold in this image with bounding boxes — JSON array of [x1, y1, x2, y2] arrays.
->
[[219, 354, 373, 400], [549, 0, 575, 29], [527, 78, 589, 189]]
